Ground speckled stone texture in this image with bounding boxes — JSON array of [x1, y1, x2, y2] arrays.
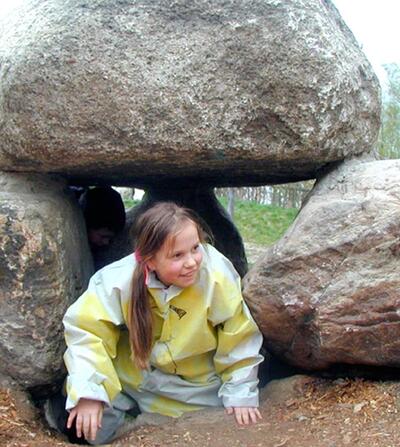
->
[[243, 159, 400, 370], [0, 173, 93, 391], [0, 0, 380, 187]]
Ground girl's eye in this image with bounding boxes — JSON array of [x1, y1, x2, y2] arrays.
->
[[192, 244, 200, 251], [173, 252, 182, 259]]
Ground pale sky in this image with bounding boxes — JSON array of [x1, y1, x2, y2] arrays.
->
[[1, 0, 399, 83], [332, 0, 400, 83]]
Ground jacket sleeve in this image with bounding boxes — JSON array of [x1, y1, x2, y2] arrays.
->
[[63, 272, 124, 410], [208, 257, 264, 408]]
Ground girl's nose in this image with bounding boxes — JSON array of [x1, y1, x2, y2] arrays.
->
[[184, 254, 196, 267]]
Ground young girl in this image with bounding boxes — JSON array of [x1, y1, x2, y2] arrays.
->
[[63, 202, 263, 444]]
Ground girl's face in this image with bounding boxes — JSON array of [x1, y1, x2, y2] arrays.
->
[[147, 221, 203, 288]]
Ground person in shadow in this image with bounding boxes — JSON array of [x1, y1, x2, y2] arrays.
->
[[79, 187, 126, 270]]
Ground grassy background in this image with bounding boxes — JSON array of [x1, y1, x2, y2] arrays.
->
[[218, 197, 298, 246], [123, 197, 298, 247], [123, 198, 141, 209]]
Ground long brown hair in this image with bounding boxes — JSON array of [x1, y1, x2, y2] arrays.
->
[[129, 202, 208, 369]]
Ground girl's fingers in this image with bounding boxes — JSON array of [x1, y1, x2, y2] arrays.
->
[[90, 406, 103, 440], [75, 413, 83, 438], [248, 408, 259, 424], [66, 409, 76, 429], [83, 414, 91, 440], [225, 407, 233, 415], [229, 407, 262, 425], [90, 415, 98, 441], [254, 408, 262, 420], [67, 399, 104, 440], [242, 408, 250, 425], [98, 406, 104, 427], [234, 408, 244, 425]]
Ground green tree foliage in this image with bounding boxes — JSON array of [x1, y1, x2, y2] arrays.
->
[[378, 63, 400, 159]]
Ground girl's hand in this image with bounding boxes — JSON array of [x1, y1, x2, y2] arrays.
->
[[67, 398, 104, 441], [225, 406, 262, 425]]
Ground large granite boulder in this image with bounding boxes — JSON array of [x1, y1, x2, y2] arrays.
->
[[0, 173, 93, 392], [243, 159, 400, 370], [0, 0, 380, 186]]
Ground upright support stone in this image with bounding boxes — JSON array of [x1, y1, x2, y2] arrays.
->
[[243, 159, 400, 370], [0, 173, 93, 393]]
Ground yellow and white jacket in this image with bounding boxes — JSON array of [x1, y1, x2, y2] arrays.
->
[[63, 244, 263, 417]]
